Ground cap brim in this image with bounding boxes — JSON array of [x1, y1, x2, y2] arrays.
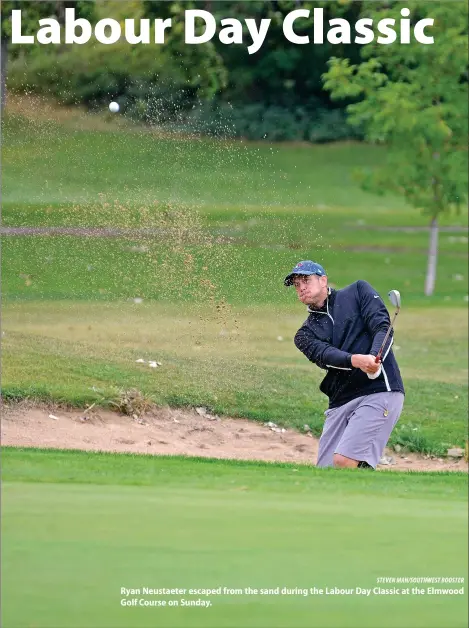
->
[[284, 271, 315, 287]]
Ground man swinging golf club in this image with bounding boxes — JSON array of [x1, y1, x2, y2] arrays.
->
[[284, 261, 405, 469]]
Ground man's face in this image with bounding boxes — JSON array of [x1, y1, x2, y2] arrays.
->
[[293, 274, 328, 305]]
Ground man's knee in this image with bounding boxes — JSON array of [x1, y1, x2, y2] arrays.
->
[[333, 453, 359, 468]]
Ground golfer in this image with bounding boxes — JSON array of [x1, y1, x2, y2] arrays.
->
[[284, 261, 405, 469]]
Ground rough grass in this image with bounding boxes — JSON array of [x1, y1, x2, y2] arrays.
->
[[2, 302, 467, 454]]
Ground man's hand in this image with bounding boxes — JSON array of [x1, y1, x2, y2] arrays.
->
[[351, 354, 381, 375]]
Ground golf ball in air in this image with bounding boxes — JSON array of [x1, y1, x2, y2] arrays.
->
[[109, 101, 119, 113]]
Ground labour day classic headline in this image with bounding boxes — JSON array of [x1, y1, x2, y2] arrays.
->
[[11, 8, 435, 54]]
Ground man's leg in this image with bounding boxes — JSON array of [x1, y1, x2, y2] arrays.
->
[[333, 453, 360, 468], [331, 457, 374, 469], [334, 392, 404, 469], [316, 399, 362, 467]]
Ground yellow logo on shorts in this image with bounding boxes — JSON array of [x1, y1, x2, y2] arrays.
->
[[384, 409, 389, 417]]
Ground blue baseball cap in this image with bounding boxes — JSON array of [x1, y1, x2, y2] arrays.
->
[[284, 261, 327, 286]]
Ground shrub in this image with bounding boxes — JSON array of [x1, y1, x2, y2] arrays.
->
[[8, 42, 204, 117], [176, 102, 363, 143], [8, 44, 361, 143]]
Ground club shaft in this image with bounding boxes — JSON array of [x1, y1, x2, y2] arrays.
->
[[376, 310, 399, 362]]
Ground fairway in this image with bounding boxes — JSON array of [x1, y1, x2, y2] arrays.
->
[[2, 102, 468, 455], [2, 449, 468, 628]]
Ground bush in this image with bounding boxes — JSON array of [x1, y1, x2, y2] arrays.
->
[[8, 42, 208, 122], [8, 44, 361, 143], [177, 102, 363, 143]]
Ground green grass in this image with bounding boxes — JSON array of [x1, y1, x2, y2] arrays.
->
[[3, 446, 468, 492], [1, 103, 468, 454], [2, 97, 467, 628], [2, 232, 468, 305], [2, 302, 467, 454], [2, 111, 410, 210], [2, 110, 468, 225], [2, 449, 468, 628]]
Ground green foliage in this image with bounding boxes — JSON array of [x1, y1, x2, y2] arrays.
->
[[211, 0, 362, 109], [8, 41, 193, 117], [141, 0, 227, 99], [7, 40, 359, 139], [176, 102, 362, 142], [1, 1, 95, 39], [4, 0, 366, 142], [5, 0, 226, 115], [323, 1, 469, 219]]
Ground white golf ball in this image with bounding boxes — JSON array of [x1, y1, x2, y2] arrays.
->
[[109, 101, 119, 113]]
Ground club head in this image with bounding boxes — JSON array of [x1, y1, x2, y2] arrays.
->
[[388, 290, 401, 310]]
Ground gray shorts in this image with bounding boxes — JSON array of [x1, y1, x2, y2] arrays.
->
[[316, 392, 404, 469]]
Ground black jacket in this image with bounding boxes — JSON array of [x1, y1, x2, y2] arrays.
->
[[294, 280, 405, 408]]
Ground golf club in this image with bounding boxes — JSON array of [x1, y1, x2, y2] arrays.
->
[[375, 289, 401, 364]]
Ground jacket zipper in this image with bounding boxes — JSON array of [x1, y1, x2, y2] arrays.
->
[[311, 293, 352, 371]]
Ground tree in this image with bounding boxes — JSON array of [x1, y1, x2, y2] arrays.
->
[[143, 1, 363, 109], [209, 0, 363, 109], [141, 0, 227, 99], [0, 1, 95, 110], [323, 2, 468, 296]]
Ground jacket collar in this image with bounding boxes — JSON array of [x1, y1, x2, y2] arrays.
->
[[307, 286, 335, 314]]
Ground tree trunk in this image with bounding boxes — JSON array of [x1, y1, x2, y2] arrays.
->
[[1, 38, 7, 112], [424, 217, 439, 296]]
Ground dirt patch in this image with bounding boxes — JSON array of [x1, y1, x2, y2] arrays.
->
[[2, 402, 467, 472]]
